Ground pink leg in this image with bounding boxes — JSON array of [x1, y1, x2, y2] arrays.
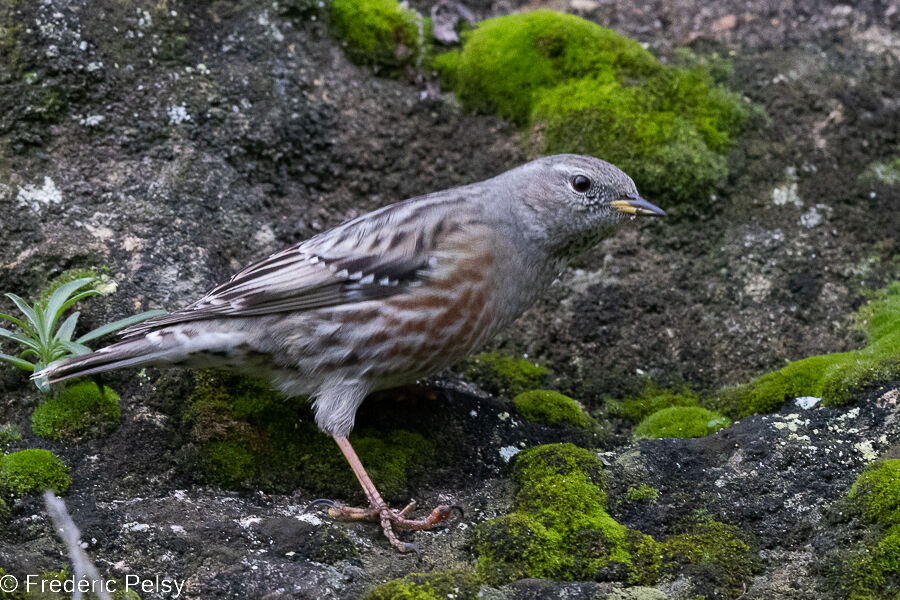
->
[[326, 436, 461, 553]]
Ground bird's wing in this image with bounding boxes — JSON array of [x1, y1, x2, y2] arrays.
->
[[121, 195, 476, 336]]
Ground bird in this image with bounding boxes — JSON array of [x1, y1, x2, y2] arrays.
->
[[35, 154, 665, 552]]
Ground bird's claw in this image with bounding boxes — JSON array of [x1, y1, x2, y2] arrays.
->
[[304, 498, 335, 512]]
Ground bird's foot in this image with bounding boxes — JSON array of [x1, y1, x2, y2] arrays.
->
[[318, 500, 463, 553]]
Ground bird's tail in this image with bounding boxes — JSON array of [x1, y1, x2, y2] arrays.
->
[[34, 336, 176, 385]]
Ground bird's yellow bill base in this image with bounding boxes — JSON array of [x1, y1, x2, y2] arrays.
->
[[610, 198, 666, 216]]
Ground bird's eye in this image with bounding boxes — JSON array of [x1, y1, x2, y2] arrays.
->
[[571, 175, 591, 193]]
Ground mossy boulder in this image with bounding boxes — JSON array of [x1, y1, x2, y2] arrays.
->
[[850, 460, 900, 526], [473, 442, 660, 585], [513, 389, 592, 427], [714, 282, 900, 416], [366, 569, 481, 600], [188, 372, 434, 502], [634, 406, 731, 439], [660, 516, 761, 599], [463, 352, 548, 397], [0, 449, 70, 499], [434, 10, 750, 205], [32, 381, 121, 441], [330, 0, 422, 72], [831, 462, 900, 599]]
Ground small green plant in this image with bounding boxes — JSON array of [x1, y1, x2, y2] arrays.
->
[[0, 277, 163, 391]]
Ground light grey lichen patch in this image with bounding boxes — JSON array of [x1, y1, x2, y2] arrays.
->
[[772, 166, 802, 207], [17, 176, 63, 212], [167, 104, 191, 125]]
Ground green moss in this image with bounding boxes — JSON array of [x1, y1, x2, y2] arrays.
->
[[0, 449, 70, 499], [0, 424, 22, 448], [715, 282, 900, 416], [513, 390, 592, 427], [511, 443, 605, 489], [620, 382, 700, 424], [474, 442, 658, 585], [473, 512, 567, 584], [189, 372, 433, 501], [330, 0, 421, 71], [366, 569, 481, 600], [463, 352, 548, 397], [661, 516, 761, 599], [434, 10, 749, 204], [842, 524, 900, 600], [850, 460, 900, 526], [634, 406, 730, 439], [625, 483, 660, 504], [832, 465, 900, 599], [32, 381, 121, 441], [38, 268, 115, 305]]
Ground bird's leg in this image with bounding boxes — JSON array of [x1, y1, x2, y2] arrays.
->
[[325, 436, 461, 552]]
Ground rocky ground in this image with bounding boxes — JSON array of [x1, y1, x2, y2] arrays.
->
[[0, 0, 898, 598]]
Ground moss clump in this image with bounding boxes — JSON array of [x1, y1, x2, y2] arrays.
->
[[434, 10, 749, 204], [850, 460, 900, 527], [330, 0, 421, 71], [189, 372, 434, 501], [0, 424, 22, 448], [714, 282, 900, 416], [32, 381, 121, 441], [473, 443, 660, 585], [463, 352, 548, 397], [661, 516, 761, 599], [0, 449, 71, 498], [832, 463, 900, 599], [513, 390, 592, 427], [366, 569, 481, 600], [38, 267, 115, 304], [625, 483, 660, 504], [634, 406, 730, 439], [620, 381, 700, 424]]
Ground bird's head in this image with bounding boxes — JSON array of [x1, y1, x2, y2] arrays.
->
[[509, 154, 665, 259]]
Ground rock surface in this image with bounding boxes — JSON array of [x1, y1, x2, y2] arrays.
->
[[0, 0, 898, 599]]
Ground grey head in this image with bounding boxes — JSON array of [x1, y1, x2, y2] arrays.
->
[[490, 154, 665, 259]]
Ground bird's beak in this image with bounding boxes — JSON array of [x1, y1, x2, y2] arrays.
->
[[610, 195, 666, 217]]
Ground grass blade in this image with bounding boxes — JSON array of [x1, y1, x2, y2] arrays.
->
[[0, 352, 35, 372], [0, 327, 41, 351], [5, 293, 39, 330], [76, 310, 166, 343], [46, 277, 95, 323], [59, 340, 92, 356], [53, 312, 80, 343], [59, 290, 101, 315], [0, 312, 32, 333]]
